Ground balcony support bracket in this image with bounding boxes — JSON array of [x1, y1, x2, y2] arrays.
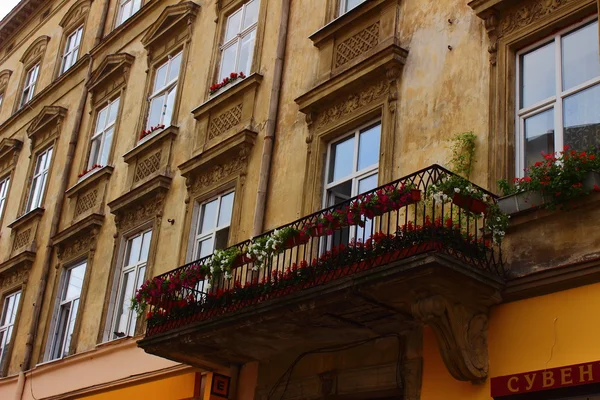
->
[[411, 295, 489, 382]]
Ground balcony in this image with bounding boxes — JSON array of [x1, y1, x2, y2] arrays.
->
[[138, 166, 505, 381]]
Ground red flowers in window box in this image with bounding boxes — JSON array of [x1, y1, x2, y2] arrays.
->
[[140, 124, 165, 140], [78, 164, 103, 178], [209, 71, 247, 95]]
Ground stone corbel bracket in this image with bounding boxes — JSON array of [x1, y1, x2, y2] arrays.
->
[[411, 295, 489, 382]]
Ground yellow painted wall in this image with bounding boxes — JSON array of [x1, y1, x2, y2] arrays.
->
[[421, 282, 600, 399], [79, 372, 197, 400]]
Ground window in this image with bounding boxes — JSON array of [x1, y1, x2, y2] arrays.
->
[[516, 19, 600, 172], [49, 262, 86, 360], [218, 0, 259, 82], [324, 122, 380, 241], [111, 229, 152, 339], [192, 192, 235, 260], [146, 52, 182, 130], [88, 98, 119, 168], [26, 146, 52, 212], [116, 0, 142, 27], [0, 291, 21, 373], [20, 63, 39, 109], [339, 0, 365, 15], [0, 176, 10, 219], [0, 93, 4, 113], [60, 26, 83, 74]]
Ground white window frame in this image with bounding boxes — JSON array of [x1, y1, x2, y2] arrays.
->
[[60, 25, 84, 75], [88, 98, 119, 169], [515, 17, 600, 175], [110, 228, 152, 340], [0, 291, 21, 373], [20, 63, 39, 109], [26, 146, 53, 212], [116, 0, 142, 27], [0, 93, 4, 113], [190, 191, 235, 262], [218, 0, 259, 82], [47, 262, 86, 361], [146, 52, 182, 130], [0, 176, 10, 220]]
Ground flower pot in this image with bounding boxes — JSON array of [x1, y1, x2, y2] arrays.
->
[[497, 191, 546, 214], [583, 171, 600, 192], [282, 233, 310, 249], [452, 193, 489, 215], [408, 189, 422, 204], [233, 254, 253, 267]]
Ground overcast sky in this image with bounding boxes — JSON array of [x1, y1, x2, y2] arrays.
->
[[0, 0, 21, 21]]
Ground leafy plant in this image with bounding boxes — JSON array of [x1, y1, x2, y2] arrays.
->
[[449, 131, 477, 179]]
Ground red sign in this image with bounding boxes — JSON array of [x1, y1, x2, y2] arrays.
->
[[491, 361, 600, 397], [210, 373, 231, 399]]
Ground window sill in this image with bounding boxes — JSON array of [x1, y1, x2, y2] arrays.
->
[[193, 73, 263, 119], [124, 125, 179, 164], [66, 165, 114, 199], [8, 207, 45, 230]]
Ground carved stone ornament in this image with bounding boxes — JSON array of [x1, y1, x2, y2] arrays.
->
[[188, 145, 251, 195], [56, 234, 96, 262], [0, 69, 12, 91], [314, 80, 389, 130], [334, 21, 380, 68], [59, 0, 91, 30], [19, 35, 50, 66], [411, 295, 489, 382], [113, 192, 166, 232], [0, 262, 31, 288]]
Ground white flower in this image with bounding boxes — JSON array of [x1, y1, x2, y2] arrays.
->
[[251, 266, 258, 271], [454, 188, 460, 193], [443, 194, 448, 200], [482, 194, 488, 200], [481, 212, 485, 217]]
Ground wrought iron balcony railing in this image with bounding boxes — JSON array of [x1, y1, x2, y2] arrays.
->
[[138, 165, 504, 336]]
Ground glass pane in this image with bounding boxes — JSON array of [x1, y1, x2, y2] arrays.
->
[[147, 95, 165, 129], [214, 228, 230, 250], [115, 270, 135, 335], [520, 41, 555, 109], [139, 230, 152, 262], [126, 235, 142, 266], [243, 0, 259, 29], [564, 84, 600, 151], [197, 238, 214, 259], [225, 9, 242, 42], [163, 86, 177, 127], [99, 129, 113, 165], [199, 199, 218, 234], [238, 30, 256, 76], [154, 63, 168, 91], [89, 137, 101, 166], [358, 173, 378, 194], [95, 106, 108, 134], [328, 135, 355, 183], [53, 302, 70, 359], [524, 109, 555, 168], [64, 263, 86, 300], [62, 298, 79, 357], [28, 176, 41, 211], [132, 0, 141, 13], [217, 192, 234, 227], [108, 99, 120, 124], [562, 21, 600, 91], [357, 124, 381, 171], [344, 0, 365, 12], [35, 152, 46, 174], [167, 53, 182, 83], [44, 147, 53, 168], [327, 180, 352, 206], [219, 44, 237, 81]]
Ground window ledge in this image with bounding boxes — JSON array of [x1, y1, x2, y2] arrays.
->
[[8, 207, 44, 230], [468, 0, 520, 17], [66, 166, 114, 198], [192, 73, 263, 119], [125, 125, 179, 164], [53, 213, 104, 248]]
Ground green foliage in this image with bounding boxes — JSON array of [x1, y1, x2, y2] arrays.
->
[[449, 132, 477, 178]]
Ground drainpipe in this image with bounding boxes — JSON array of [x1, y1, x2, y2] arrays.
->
[[251, 0, 291, 237], [16, 2, 110, 398]]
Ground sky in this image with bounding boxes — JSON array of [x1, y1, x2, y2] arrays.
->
[[0, 0, 21, 21]]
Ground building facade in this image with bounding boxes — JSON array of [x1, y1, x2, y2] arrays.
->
[[0, 0, 597, 399]]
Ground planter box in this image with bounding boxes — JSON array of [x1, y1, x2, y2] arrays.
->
[[452, 193, 489, 215], [583, 171, 600, 192], [497, 191, 546, 214]]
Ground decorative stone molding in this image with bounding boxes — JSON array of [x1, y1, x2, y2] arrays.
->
[[7, 208, 44, 259], [65, 166, 113, 224], [27, 105, 67, 149], [59, 0, 91, 30], [192, 73, 262, 153], [334, 22, 380, 68], [0, 138, 23, 176], [141, 1, 200, 53], [123, 126, 178, 190], [411, 295, 489, 382], [0, 69, 12, 92], [53, 214, 103, 263], [19, 35, 50, 66], [0, 252, 34, 289], [87, 53, 134, 103]]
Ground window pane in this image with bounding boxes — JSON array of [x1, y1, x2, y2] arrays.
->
[[89, 137, 101, 166], [199, 199, 218, 234], [99, 128, 113, 165], [562, 21, 600, 91], [243, 0, 259, 29], [524, 109, 555, 167], [53, 302, 71, 359], [225, 9, 242, 42], [28, 176, 41, 211], [139, 230, 152, 262], [357, 124, 381, 171], [108, 99, 120, 124], [197, 237, 214, 259], [327, 180, 352, 206], [95, 107, 108, 134], [238, 31, 256, 76], [167, 53, 182, 83], [115, 270, 135, 336], [163, 86, 177, 127], [328, 135, 355, 183], [219, 44, 237, 81], [214, 228, 230, 250], [344, 0, 365, 12], [147, 95, 165, 129], [520, 41, 555, 108], [217, 192, 234, 227], [154, 63, 168, 91], [64, 263, 86, 301], [564, 84, 600, 151], [126, 235, 142, 266], [62, 298, 79, 357], [357, 173, 378, 239]]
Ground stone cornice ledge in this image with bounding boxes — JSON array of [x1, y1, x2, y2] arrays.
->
[[123, 126, 179, 163], [65, 166, 114, 198], [468, 0, 520, 17], [192, 73, 263, 119], [310, 0, 398, 46], [108, 175, 171, 215], [8, 207, 44, 230], [0, 251, 35, 275], [295, 43, 407, 113], [52, 213, 105, 247]]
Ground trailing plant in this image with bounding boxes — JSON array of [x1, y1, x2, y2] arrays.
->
[[210, 247, 242, 280], [209, 71, 247, 95], [140, 124, 165, 140], [78, 164, 103, 178], [449, 131, 477, 179]]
